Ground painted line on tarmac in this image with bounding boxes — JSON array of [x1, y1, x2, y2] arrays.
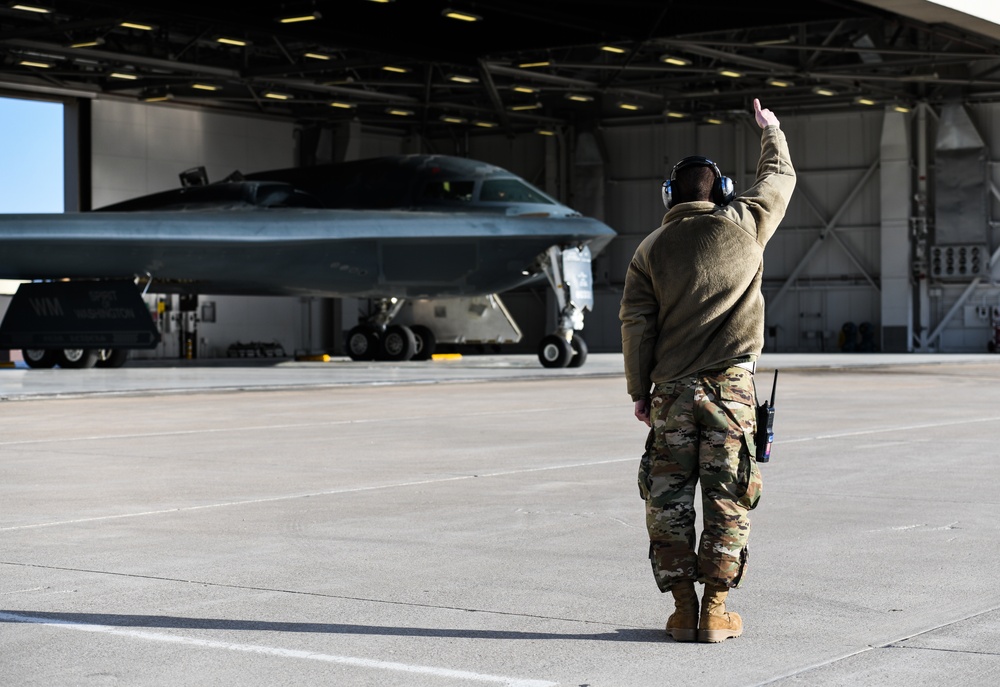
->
[[0, 457, 632, 532], [0, 611, 557, 687], [779, 414, 1000, 444]]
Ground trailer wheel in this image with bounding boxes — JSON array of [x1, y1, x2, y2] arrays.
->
[[96, 349, 129, 368], [22, 349, 58, 369], [58, 348, 99, 369]]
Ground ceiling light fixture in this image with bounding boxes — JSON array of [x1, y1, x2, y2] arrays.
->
[[617, 102, 641, 111], [600, 45, 627, 54], [754, 37, 795, 46], [718, 68, 743, 78], [855, 96, 877, 106], [535, 128, 556, 136], [512, 86, 538, 94], [473, 120, 497, 128], [812, 86, 836, 96], [217, 37, 248, 46], [304, 52, 331, 61], [278, 11, 321, 23], [565, 93, 594, 102], [329, 101, 355, 109], [665, 110, 687, 119], [892, 104, 911, 113], [192, 83, 221, 91], [11, 4, 52, 13], [442, 9, 481, 22], [440, 115, 467, 124], [448, 74, 478, 84], [517, 61, 551, 68], [120, 21, 154, 30], [142, 91, 172, 103], [704, 117, 723, 125], [109, 71, 138, 80], [767, 78, 793, 88], [382, 65, 410, 73], [70, 37, 105, 48], [264, 92, 292, 100], [386, 108, 414, 116], [509, 102, 542, 111], [18, 59, 53, 68], [659, 55, 691, 67]]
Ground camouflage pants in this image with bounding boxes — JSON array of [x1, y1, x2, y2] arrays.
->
[[637, 367, 762, 591]]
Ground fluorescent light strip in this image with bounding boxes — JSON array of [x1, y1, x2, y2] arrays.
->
[[12, 4, 52, 14]]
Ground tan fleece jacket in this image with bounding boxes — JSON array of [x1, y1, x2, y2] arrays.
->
[[619, 125, 795, 400]]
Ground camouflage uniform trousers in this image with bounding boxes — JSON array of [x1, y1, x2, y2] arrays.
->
[[637, 367, 762, 592]]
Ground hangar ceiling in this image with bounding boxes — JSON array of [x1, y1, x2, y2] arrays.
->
[[1, 0, 999, 139]]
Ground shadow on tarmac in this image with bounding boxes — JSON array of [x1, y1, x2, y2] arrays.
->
[[2, 610, 667, 643]]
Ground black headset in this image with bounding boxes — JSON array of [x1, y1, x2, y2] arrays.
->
[[661, 156, 735, 209]]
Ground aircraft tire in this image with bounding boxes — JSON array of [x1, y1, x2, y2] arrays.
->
[[380, 324, 417, 361], [538, 334, 572, 368], [58, 348, 99, 369], [410, 325, 436, 360], [346, 325, 380, 361], [567, 335, 588, 368], [22, 349, 58, 369], [96, 349, 130, 368]]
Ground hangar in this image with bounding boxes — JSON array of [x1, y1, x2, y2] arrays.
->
[[1, 0, 999, 364]]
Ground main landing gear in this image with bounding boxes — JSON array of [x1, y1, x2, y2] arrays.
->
[[346, 245, 596, 368], [345, 299, 436, 362]]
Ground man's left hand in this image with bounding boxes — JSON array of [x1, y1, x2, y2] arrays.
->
[[634, 399, 651, 426]]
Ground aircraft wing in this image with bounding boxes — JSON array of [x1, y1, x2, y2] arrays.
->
[[0, 208, 616, 299]]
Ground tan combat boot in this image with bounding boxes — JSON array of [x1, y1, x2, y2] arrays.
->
[[698, 584, 743, 643], [665, 581, 699, 642]]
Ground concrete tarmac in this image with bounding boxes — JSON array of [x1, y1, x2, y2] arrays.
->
[[2, 352, 999, 686]]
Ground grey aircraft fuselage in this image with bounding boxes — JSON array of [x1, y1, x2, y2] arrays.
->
[[0, 154, 617, 299]]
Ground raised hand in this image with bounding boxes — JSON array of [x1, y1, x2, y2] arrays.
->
[[754, 98, 779, 129]]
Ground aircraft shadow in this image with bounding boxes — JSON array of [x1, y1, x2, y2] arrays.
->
[[1, 610, 664, 643]]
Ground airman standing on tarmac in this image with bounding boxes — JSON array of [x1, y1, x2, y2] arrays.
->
[[619, 97, 796, 642]]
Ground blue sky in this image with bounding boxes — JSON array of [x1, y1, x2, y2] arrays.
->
[[0, 95, 64, 213]]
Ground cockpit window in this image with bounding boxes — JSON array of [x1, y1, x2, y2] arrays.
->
[[480, 179, 555, 204], [421, 180, 475, 202]]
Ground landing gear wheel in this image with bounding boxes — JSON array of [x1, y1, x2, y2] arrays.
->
[[58, 348, 99, 369], [538, 334, 573, 368], [346, 325, 380, 361], [567, 335, 588, 368], [380, 324, 417, 361], [22, 349, 58, 369], [410, 324, 436, 361], [95, 349, 129, 368]]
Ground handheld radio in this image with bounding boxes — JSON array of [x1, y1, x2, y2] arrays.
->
[[755, 370, 778, 463]]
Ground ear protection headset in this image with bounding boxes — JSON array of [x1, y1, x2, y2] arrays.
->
[[661, 156, 735, 209]]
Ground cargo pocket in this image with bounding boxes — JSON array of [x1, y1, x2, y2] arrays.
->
[[715, 378, 760, 510], [737, 451, 762, 511], [637, 449, 653, 500]]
